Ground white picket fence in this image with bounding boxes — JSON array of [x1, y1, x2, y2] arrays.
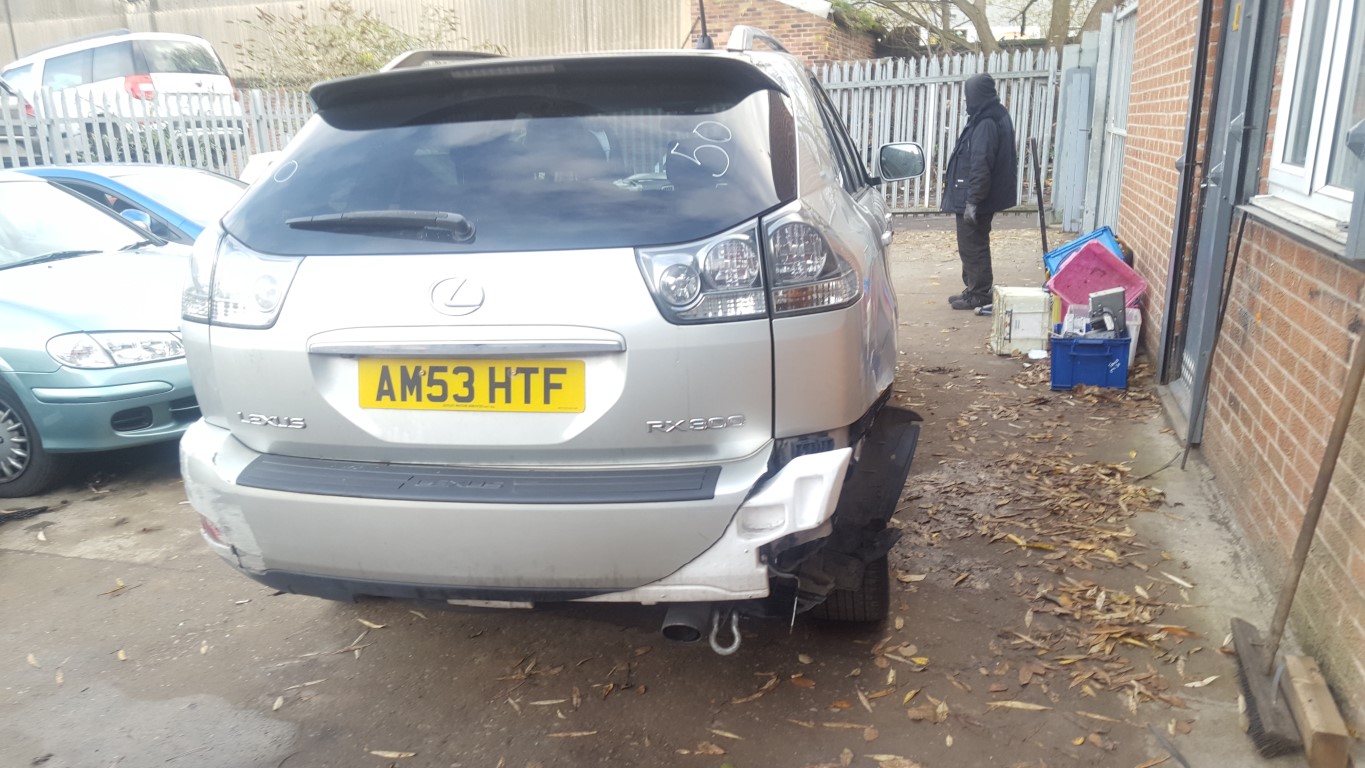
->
[[819, 49, 1061, 213], [0, 88, 314, 177], [2, 52, 1060, 210]]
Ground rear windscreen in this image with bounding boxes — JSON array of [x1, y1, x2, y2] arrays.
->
[[224, 80, 796, 254]]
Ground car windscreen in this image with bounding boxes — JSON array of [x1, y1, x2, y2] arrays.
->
[[137, 40, 226, 76], [223, 80, 796, 255], [0, 182, 151, 269], [114, 169, 246, 226]]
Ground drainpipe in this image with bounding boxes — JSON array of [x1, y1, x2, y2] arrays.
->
[[1157, 0, 1218, 383]]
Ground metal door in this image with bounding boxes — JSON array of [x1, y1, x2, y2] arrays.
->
[[1170, 0, 1268, 439]]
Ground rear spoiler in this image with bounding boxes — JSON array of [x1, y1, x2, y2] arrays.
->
[[309, 53, 786, 112]]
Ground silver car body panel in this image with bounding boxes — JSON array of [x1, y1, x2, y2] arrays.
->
[[180, 49, 906, 605]]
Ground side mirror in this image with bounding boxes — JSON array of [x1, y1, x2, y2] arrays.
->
[[878, 142, 926, 181], [120, 208, 153, 230]]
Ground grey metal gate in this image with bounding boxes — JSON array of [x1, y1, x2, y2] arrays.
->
[[1084, 3, 1138, 231], [1052, 67, 1094, 230]]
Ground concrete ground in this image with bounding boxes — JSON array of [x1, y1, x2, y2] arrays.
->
[[1, 220, 1306, 768]]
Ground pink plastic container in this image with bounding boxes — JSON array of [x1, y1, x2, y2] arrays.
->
[[1045, 241, 1147, 310]]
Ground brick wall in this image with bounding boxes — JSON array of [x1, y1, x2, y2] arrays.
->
[[1202, 227, 1365, 723], [700, 0, 876, 66], [1118, 0, 1365, 724]]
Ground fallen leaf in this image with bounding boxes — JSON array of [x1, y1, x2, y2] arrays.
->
[[946, 734, 954, 747], [989, 683, 1009, 693], [546, 731, 597, 738], [896, 572, 927, 583], [987, 700, 1052, 712], [902, 688, 920, 705], [634, 646, 652, 657], [1072, 736, 1085, 746], [910, 657, 929, 666], [54, 670, 63, 686], [708, 729, 743, 741], [529, 699, 567, 706], [790, 674, 816, 688], [117, 649, 127, 662], [856, 686, 874, 713], [1183, 675, 1218, 688], [369, 751, 416, 758], [572, 687, 582, 709], [799, 653, 814, 665], [731, 675, 779, 704], [200, 640, 208, 655], [864, 726, 879, 741], [894, 617, 905, 630], [1160, 571, 1195, 589], [27, 653, 39, 668], [694, 742, 725, 756], [357, 619, 386, 629], [272, 696, 284, 711], [831, 699, 852, 710], [840, 747, 854, 767], [409, 610, 427, 620]]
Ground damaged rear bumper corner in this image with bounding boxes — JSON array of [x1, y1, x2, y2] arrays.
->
[[575, 447, 853, 605]]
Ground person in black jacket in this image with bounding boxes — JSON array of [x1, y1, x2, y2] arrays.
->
[[942, 73, 1018, 310]]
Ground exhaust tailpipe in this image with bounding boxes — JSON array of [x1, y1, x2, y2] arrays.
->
[[661, 602, 712, 643]]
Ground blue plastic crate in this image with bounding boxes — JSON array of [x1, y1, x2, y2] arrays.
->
[[1044, 226, 1124, 276], [1050, 324, 1130, 390]]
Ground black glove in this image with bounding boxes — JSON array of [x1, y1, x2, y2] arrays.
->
[[964, 202, 979, 228]]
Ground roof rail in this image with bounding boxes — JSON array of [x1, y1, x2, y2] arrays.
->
[[381, 50, 505, 71], [725, 25, 788, 53], [19, 28, 132, 58]]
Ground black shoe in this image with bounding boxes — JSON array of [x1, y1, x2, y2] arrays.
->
[[950, 294, 990, 310], [947, 291, 965, 305]]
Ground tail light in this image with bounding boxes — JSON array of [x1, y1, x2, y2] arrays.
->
[[637, 221, 767, 324], [763, 209, 861, 315], [637, 204, 863, 325], [23, 103, 34, 117], [123, 74, 155, 100], [182, 228, 301, 329]]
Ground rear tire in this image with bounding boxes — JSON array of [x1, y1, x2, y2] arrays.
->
[[808, 554, 890, 623], [0, 382, 67, 498]]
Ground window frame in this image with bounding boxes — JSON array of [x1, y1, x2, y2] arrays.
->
[[1268, 0, 1359, 220]]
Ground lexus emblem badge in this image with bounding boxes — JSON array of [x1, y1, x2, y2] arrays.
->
[[431, 278, 485, 316]]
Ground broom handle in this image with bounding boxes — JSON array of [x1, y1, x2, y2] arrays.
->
[[1264, 333, 1365, 674]]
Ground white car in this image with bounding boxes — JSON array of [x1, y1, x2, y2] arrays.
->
[[178, 28, 927, 653], [1, 31, 244, 156]]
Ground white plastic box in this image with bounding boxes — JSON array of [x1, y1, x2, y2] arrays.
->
[[1064, 305, 1142, 366], [989, 286, 1052, 355]]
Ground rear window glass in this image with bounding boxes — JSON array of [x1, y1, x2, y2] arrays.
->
[[137, 41, 225, 76], [224, 79, 795, 255]]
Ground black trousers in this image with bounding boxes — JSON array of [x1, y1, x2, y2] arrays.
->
[[955, 211, 995, 301]]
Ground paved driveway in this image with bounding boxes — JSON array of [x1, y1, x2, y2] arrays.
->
[[1, 223, 1288, 768]]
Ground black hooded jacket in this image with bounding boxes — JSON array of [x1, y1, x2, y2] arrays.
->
[[942, 74, 1018, 216]]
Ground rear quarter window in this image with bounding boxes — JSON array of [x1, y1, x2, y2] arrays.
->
[[42, 50, 91, 89], [137, 40, 226, 76], [225, 73, 796, 255]]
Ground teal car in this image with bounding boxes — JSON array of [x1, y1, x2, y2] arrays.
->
[[0, 172, 195, 498]]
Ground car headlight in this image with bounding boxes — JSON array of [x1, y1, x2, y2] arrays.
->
[[47, 332, 185, 369]]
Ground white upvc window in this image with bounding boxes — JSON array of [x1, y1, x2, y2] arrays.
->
[[1268, 0, 1365, 221]]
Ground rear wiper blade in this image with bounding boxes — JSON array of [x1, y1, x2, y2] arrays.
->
[[285, 210, 475, 242], [6, 250, 101, 269]]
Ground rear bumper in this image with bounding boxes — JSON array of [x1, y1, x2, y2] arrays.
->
[[181, 420, 851, 604]]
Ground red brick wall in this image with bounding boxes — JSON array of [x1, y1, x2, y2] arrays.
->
[[700, 0, 876, 66], [1202, 227, 1365, 722], [1120, 0, 1365, 724]]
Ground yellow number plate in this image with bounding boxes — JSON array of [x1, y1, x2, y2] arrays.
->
[[357, 358, 585, 413]]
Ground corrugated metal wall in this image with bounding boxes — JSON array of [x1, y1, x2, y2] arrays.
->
[[1, 0, 693, 69]]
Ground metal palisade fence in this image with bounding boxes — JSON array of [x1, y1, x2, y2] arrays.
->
[[818, 49, 1061, 213], [0, 88, 314, 177]]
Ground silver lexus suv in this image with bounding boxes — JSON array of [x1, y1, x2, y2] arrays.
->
[[180, 28, 926, 652]]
